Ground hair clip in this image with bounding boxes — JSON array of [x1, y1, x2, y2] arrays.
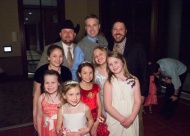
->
[[82, 61, 91, 64], [64, 80, 78, 85]]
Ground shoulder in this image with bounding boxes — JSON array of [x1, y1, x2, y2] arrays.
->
[[77, 36, 88, 45], [93, 83, 101, 92], [44, 41, 62, 49], [34, 64, 48, 76], [126, 39, 144, 49], [39, 93, 45, 101], [81, 102, 90, 111]]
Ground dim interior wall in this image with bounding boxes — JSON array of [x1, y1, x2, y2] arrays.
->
[[65, 0, 99, 42], [0, 0, 23, 76]]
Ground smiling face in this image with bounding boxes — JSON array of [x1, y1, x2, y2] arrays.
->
[[78, 66, 94, 83], [48, 48, 63, 67], [63, 86, 81, 107], [59, 28, 76, 45], [44, 75, 60, 94], [107, 56, 124, 75], [93, 48, 107, 66], [112, 22, 127, 43], [85, 18, 100, 38]]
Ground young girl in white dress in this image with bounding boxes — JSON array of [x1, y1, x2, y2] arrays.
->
[[56, 80, 94, 136], [104, 51, 141, 136], [93, 46, 109, 117]]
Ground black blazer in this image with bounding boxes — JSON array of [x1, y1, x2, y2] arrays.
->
[[122, 39, 149, 97]]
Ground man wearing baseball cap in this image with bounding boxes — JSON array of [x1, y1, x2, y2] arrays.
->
[[37, 20, 80, 69]]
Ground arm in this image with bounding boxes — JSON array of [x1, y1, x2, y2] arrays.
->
[[85, 105, 94, 133], [91, 92, 102, 135], [170, 72, 181, 101], [37, 46, 49, 69], [71, 46, 84, 81], [138, 44, 149, 103], [103, 80, 125, 122], [120, 78, 141, 128], [37, 95, 43, 136], [33, 81, 41, 130], [56, 106, 63, 134]]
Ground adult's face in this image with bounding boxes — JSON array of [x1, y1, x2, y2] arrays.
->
[[59, 28, 76, 45], [112, 22, 127, 43], [85, 18, 100, 38]]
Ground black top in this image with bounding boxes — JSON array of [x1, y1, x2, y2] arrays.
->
[[34, 63, 72, 84]]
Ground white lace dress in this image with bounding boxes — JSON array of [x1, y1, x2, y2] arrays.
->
[[62, 102, 90, 136], [94, 69, 107, 117], [106, 76, 139, 136]]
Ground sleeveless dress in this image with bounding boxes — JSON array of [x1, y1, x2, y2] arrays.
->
[[41, 94, 59, 136], [94, 69, 107, 117], [81, 84, 109, 136], [144, 75, 158, 106], [106, 76, 139, 136], [61, 102, 90, 136]]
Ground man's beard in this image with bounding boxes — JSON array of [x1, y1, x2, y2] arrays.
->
[[62, 39, 74, 45], [113, 34, 126, 43]]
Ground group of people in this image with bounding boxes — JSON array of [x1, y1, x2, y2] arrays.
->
[[32, 14, 187, 136]]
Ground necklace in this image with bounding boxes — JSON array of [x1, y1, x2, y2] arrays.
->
[[68, 101, 80, 107], [49, 65, 60, 73], [49, 93, 58, 103]]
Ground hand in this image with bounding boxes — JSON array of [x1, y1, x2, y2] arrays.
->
[[170, 95, 178, 102], [33, 117, 37, 130], [120, 117, 133, 128], [78, 127, 90, 136], [90, 121, 99, 136], [165, 78, 172, 84]]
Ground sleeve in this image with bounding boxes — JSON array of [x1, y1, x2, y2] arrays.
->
[[71, 46, 84, 81], [37, 46, 49, 69], [34, 67, 43, 83], [137, 44, 149, 97], [170, 69, 181, 90]]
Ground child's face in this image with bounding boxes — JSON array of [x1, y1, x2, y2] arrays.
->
[[48, 48, 63, 67], [78, 66, 93, 83], [93, 49, 107, 65], [107, 57, 124, 74], [63, 86, 81, 107], [44, 75, 60, 94]]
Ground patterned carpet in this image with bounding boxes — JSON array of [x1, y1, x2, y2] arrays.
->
[[0, 78, 33, 128]]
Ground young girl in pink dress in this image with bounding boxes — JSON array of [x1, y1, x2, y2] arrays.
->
[[37, 70, 62, 136], [56, 80, 94, 136], [143, 62, 158, 113], [77, 62, 109, 136]]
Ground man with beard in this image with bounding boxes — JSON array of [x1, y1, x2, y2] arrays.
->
[[111, 20, 149, 136], [71, 14, 108, 80], [37, 20, 79, 69]]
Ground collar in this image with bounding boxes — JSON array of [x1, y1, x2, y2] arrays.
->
[[87, 35, 98, 43], [61, 42, 74, 49]]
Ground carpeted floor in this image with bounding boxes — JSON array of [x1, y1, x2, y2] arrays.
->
[[143, 97, 190, 136], [0, 78, 33, 128]]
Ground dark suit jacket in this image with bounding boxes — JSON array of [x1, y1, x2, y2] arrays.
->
[[122, 39, 149, 97]]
